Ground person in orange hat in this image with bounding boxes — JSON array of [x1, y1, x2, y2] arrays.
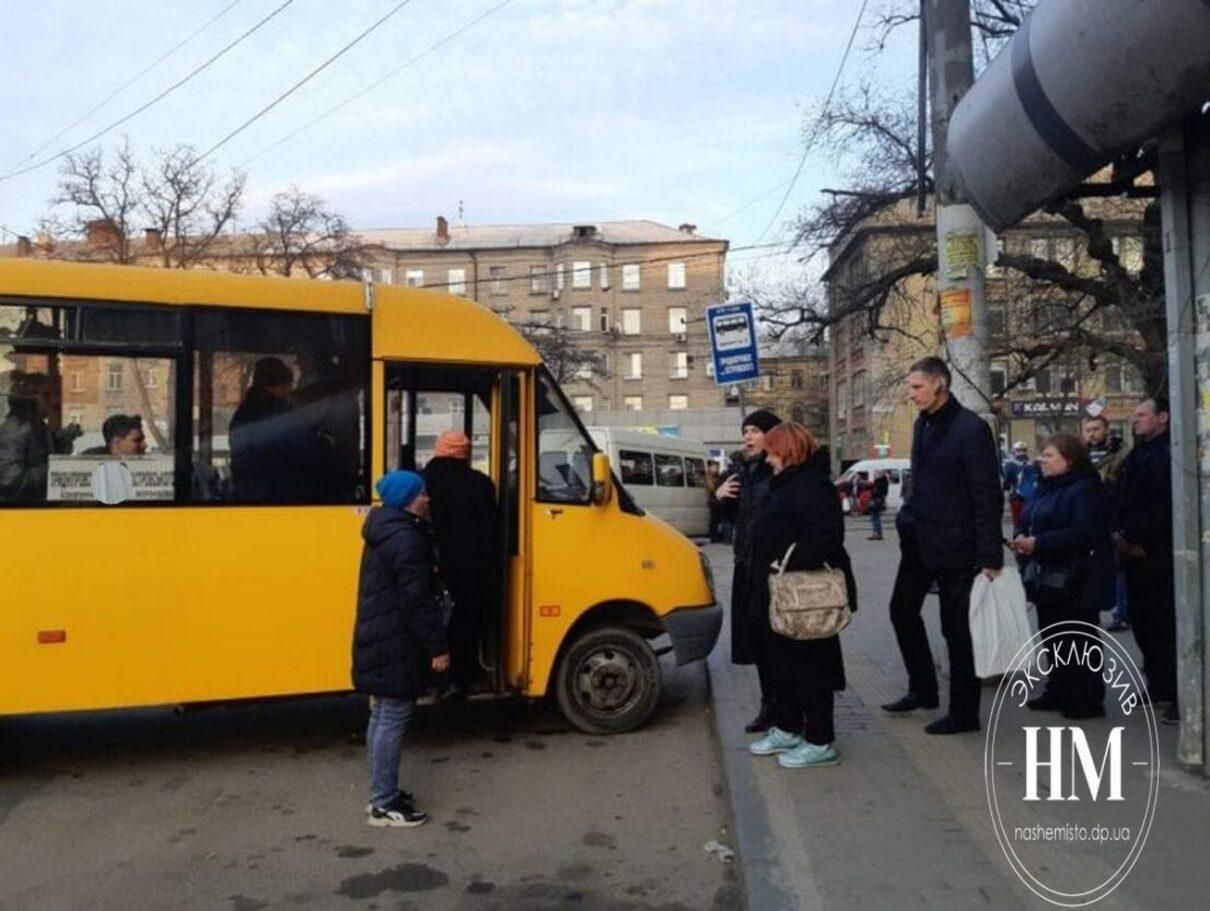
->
[[423, 429, 499, 699]]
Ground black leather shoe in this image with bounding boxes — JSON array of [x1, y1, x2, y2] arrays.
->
[[1027, 692, 1061, 712], [881, 693, 939, 714], [924, 715, 981, 735], [744, 703, 774, 734]]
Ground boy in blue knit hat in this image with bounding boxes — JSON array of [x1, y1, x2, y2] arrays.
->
[[351, 470, 449, 827]]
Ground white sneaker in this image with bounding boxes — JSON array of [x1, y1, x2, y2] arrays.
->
[[748, 726, 805, 756], [778, 741, 840, 769]]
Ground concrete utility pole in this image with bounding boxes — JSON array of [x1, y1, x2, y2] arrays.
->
[[925, 0, 992, 418]]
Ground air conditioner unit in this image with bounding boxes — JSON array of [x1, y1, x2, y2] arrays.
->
[[551, 289, 560, 300]]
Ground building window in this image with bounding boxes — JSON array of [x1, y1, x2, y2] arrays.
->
[[669, 394, 688, 410], [625, 352, 643, 380], [622, 263, 641, 291], [554, 309, 566, 329], [623, 396, 643, 412], [529, 309, 549, 326], [668, 307, 687, 335], [555, 263, 565, 291], [141, 366, 159, 388], [670, 351, 689, 379], [106, 362, 124, 391], [405, 269, 424, 287], [448, 268, 467, 296], [621, 309, 641, 335], [1033, 367, 1052, 394], [377, 267, 394, 285], [706, 362, 715, 378], [836, 379, 848, 420], [790, 369, 803, 390], [599, 263, 610, 290], [573, 261, 592, 289], [572, 307, 592, 332], [852, 370, 866, 409], [990, 362, 1007, 397], [599, 308, 611, 333], [489, 266, 507, 295], [530, 265, 546, 293], [989, 302, 1007, 336], [575, 362, 594, 380], [71, 371, 85, 392], [760, 374, 774, 392], [667, 262, 686, 290], [573, 396, 593, 413], [790, 404, 805, 423]]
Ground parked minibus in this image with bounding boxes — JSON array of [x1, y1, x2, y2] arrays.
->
[[585, 427, 710, 538], [836, 458, 912, 513], [0, 260, 720, 734]]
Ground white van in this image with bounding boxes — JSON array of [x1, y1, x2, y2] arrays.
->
[[836, 458, 912, 513], [586, 427, 711, 538]]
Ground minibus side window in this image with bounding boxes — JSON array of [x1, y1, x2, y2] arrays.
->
[[192, 309, 369, 505], [618, 449, 653, 486], [0, 301, 178, 506], [684, 457, 706, 487], [535, 372, 592, 504], [654, 454, 685, 487]]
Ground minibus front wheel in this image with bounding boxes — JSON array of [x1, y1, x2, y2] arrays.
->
[[555, 626, 662, 735]]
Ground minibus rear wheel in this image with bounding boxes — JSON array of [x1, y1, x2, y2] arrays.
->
[[555, 626, 661, 735]]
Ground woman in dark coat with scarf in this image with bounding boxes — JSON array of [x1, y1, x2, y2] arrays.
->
[[1011, 434, 1111, 719], [747, 422, 856, 769]]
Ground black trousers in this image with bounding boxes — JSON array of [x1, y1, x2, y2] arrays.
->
[[447, 587, 487, 689], [1124, 555, 1177, 703], [1035, 595, 1105, 715], [889, 535, 980, 723], [766, 632, 836, 745]]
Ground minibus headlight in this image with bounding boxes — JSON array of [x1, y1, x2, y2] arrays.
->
[[699, 550, 716, 600]]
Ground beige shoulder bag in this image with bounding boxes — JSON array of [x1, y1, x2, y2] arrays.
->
[[768, 543, 851, 640]]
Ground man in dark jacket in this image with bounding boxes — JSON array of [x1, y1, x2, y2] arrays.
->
[[1113, 397, 1177, 725], [352, 470, 450, 827], [423, 429, 498, 698], [883, 357, 1004, 734], [715, 408, 781, 732]]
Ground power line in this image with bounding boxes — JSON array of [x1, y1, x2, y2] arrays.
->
[[753, 0, 870, 245], [199, 0, 416, 163], [0, 0, 296, 184], [241, 0, 515, 167], [7, 0, 247, 171]]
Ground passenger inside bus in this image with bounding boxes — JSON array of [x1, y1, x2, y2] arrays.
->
[[83, 413, 147, 457], [0, 370, 80, 502]]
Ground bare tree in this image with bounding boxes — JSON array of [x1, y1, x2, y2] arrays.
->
[[252, 187, 368, 280], [51, 139, 245, 267], [762, 76, 1165, 395]]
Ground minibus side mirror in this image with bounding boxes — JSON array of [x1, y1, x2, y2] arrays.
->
[[591, 452, 613, 505]]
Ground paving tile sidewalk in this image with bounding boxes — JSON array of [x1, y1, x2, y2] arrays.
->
[[704, 527, 1210, 910]]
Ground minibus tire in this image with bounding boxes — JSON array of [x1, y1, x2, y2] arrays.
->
[[555, 626, 662, 735]]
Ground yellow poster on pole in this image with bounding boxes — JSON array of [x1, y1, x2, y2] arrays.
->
[[940, 288, 973, 338]]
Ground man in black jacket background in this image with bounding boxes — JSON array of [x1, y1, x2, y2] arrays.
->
[[1113, 397, 1178, 725], [883, 357, 1004, 734]]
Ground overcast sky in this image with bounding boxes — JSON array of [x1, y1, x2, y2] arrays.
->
[[0, 0, 916, 282]]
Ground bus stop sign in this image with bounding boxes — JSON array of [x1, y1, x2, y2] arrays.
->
[[706, 302, 760, 386]]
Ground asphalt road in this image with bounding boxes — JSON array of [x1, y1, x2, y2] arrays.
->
[[0, 655, 741, 911]]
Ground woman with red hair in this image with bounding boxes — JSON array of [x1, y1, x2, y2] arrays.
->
[[746, 422, 856, 768]]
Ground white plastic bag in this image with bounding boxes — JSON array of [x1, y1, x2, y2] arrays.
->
[[969, 567, 1032, 678]]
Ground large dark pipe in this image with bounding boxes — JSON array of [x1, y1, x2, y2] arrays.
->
[[947, 0, 1210, 232]]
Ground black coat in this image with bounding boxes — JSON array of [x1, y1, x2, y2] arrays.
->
[[229, 388, 328, 503], [351, 507, 449, 698], [896, 396, 1004, 573], [1114, 432, 1172, 561], [1016, 466, 1114, 617], [749, 450, 855, 691], [423, 456, 499, 611], [719, 456, 775, 664]]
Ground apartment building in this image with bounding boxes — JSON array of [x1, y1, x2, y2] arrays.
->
[[357, 218, 730, 413], [742, 343, 830, 446], [824, 194, 1151, 468]]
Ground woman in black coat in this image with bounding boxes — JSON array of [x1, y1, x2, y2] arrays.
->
[[1011, 434, 1111, 719], [747, 423, 856, 769]]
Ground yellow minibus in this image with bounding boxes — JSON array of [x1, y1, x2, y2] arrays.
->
[[0, 260, 719, 734]]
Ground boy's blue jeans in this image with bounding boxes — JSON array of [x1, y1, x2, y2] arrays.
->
[[367, 695, 415, 809]]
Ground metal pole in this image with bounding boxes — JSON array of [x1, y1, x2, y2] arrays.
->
[[1159, 115, 1210, 772], [916, 0, 928, 218], [926, 0, 992, 420]]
